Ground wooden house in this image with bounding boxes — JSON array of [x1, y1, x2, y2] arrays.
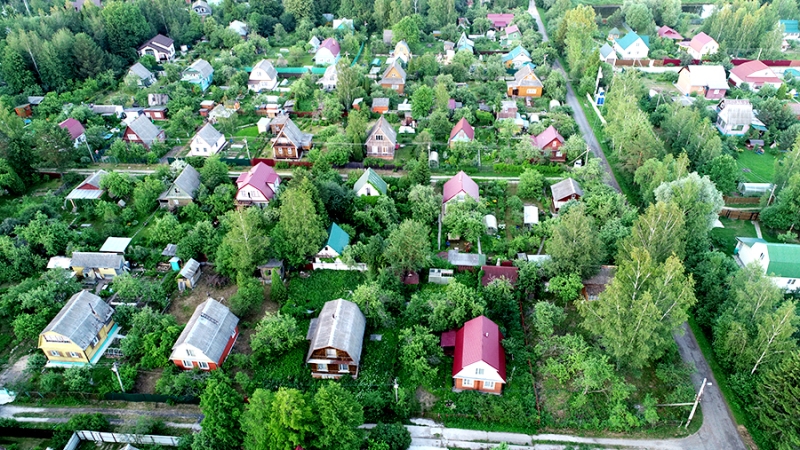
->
[[272, 118, 312, 159], [365, 116, 397, 160], [181, 59, 214, 91], [170, 298, 239, 371], [506, 65, 542, 98], [379, 61, 407, 94], [531, 125, 565, 162], [305, 299, 366, 379], [189, 123, 226, 157], [122, 115, 165, 149], [70, 252, 128, 280], [158, 164, 201, 209], [371, 98, 390, 114], [550, 177, 583, 213]]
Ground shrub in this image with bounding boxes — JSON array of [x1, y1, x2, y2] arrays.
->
[[368, 422, 412, 450]]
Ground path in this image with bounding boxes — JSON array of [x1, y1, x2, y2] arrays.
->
[[0, 404, 202, 429], [752, 220, 763, 238]]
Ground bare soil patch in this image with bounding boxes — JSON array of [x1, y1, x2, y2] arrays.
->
[[234, 284, 280, 357], [133, 367, 163, 394], [166, 267, 239, 324]]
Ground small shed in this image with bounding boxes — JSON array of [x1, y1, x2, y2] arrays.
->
[[483, 214, 498, 235], [524, 205, 539, 227], [257, 259, 285, 283], [745, 139, 764, 149], [99, 237, 132, 254], [178, 258, 201, 291], [429, 268, 455, 285], [549, 99, 561, 109], [162, 244, 178, 257], [257, 117, 271, 134], [169, 257, 181, 272], [47, 256, 73, 270], [429, 151, 439, 169], [737, 182, 773, 197], [14, 104, 32, 118]]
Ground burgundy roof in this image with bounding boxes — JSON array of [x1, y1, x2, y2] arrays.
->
[[236, 162, 279, 200], [440, 330, 457, 348], [730, 60, 781, 84], [140, 34, 174, 52], [58, 118, 85, 141], [531, 125, 564, 149], [449, 117, 475, 141], [452, 316, 506, 381], [657, 25, 683, 40], [480, 265, 519, 287], [487, 13, 514, 28], [442, 171, 479, 203], [319, 38, 340, 56], [689, 32, 715, 53]]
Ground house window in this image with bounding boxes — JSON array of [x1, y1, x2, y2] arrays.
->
[[789, 279, 797, 285], [278, 148, 283, 156], [317, 363, 328, 372], [461, 378, 473, 387], [760, 253, 765, 260], [50, 350, 61, 357], [475, 368, 485, 375], [198, 361, 209, 369], [91, 336, 99, 346], [339, 364, 349, 372], [326, 349, 337, 358], [69, 352, 80, 358], [484, 381, 496, 389], [183, 360, 193, 368], [187, 349, 195, 357], [713, 89, 720, 94], [375, 134, 383, 141]]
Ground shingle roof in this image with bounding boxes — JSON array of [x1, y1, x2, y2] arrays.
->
[[305, 299, 366, 365], [550, 177, 583, 201], [129, 62, 154, 80], [453, 315, 506, 381], [171, 298, 239, 364], [58, 118, 85, 141], [443, 171, 479, 203], [236, 162, 279, 200], [450, 117, 475, 141], [367, 116, 397, 145], [194, 123, 223, 147], [325, 223, 350, 255], [140, 34, 173, 52], [179, 258, 201, 279], [127, 115, 163, 147], [276, 119, 312, 148], [70, 252, 125, 270], [353, 168, 388, 195], [251, 59, 277, 80], [615, 31, 646, 50], [42, 291, 113, 350], [185, 59, 213, 78]]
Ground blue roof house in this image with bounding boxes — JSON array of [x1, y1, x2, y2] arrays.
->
[[317, 223, 351, 259], [502, 45, 532, 69], [613, 31, 649, 60], [781, 20, 800, 40], [457, 32, 475, 53], [181, 59, 214, 91]]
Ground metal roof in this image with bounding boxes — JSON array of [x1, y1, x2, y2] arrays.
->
[[47, 256, 72, 269], [615, 31, 646, 50], [680, 65, 729, 90], [66, 170, 107, 200], [184, 59, 213, 79], [453, 315, 506, 381], [129, 62, 153, 80], [443, 171, 479, 203], [70, 252, 125, 270], [42, 291, 113, 350], [179, 258, 200, 279], [367, 116, 397, 145], [447, 250, 486, 267], [764, 243, 800, 278], [353, 168, 388, 195], [324, 223, 350, 255], [163, 164, 201, 200], [305, 299, 366, 365], [481, 265, 519, 286], [450, 117, 475, 141], [276, 119, 312, 148], [162, 244, 178, 257], [99, 237, 132, 253], [532, 125, 564, 149], [171, 298, 239, 363], [251, 59, 277, 81], [550, 178, 583, 201], [127, 115, 163, 147], [194, 123, 223, 146]]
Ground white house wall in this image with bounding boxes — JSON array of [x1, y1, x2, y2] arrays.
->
[[169, 343, 213, 366], [355, 184, 381, 197], [236, 185, 268, 202], [453, 361, 505, 383]]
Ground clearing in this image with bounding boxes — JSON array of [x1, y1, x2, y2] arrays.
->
[[166, 267, 239, 324]]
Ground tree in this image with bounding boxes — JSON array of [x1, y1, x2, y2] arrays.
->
[[411, 85, 434, 120], [133, 176, 166, 216], [314, 383, 364, 450], [660, 104, 722, 171], [317, 134, 352, 166], [72, 33, 107, 80], [407, 184, 440, 225], [393, 16, 421, 45], [398, 325, 444, 386], [518, 169, 544, 199], [100, 172, 136, 198], [336, 61, 365, 111], [753, 350, 800, 449], [270, 269, 288, 304], [194, 374, 243, 450], [427, 0, 455, 29], [216, 208, 270, 277], [102, 1, 151, 60], [634, 153, 690, 205], [34, 122, 77, 172], [230, 274, 265, 316], [15, 212, 71, 256], [618, 201, 686, 264], [149, 214, 184, 247], [533, 301, 566, 338], [199, 156, 230, 191], [346, 109, 369, 144], [384, 220, 431, 273], [1, 47, 36, 94], [322, 96, 344, 123], [241, 388, 313, 450], [442, 197, 484, 243], [429, 281, 486, 331], [250, 313, 305, 360], [0, 159, 24, 195], [368, 423, 412, 450], [702, 154, 739, 195], [545, 205, 603, 278], [761, 173, 800, 233], [241, 389, 274, 450], [774, 137, 800, 193], [548, 273, 583, 304], [625, 2, 654, 33], [351, 282, 399, 327], [557, 5, 597, 78]]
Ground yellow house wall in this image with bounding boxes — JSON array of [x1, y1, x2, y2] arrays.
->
[[72, 266, 120, 279], [38, 320, 115, 362]]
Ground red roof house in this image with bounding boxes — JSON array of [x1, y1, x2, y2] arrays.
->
[[235, 162, 281, 207], [481, 265, 519, 287], [531, 125, 566, 162], [687, 32, 719, 60], [487, 13, 514, 30], [449, 118, 475, 147], [58, 118, 86, 147], [729, 60, 782, 91], [656, 25, 683, 40], [452, 316, 506, 394], [443, 171, 479, 206]]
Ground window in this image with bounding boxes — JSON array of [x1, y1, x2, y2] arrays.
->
[[127, 134, 137, 140], [69, 352, 80, 358], [475, 368, 485, 375], [461, 378, 473, 387], [789, 279, 797, 285], [50, 350, 61, 357], [317, 363, 328, 372], [375, 134, 383, 141], [484, 381, 495, 389], [326, 349, 337, 358], [91, 336, 99, 346], [339, 364, 349, 372], [760, 253, 765, 260], [198, 361, 209, 369], [187, 349, 195, 357], [183, 360, 193, 368], [713, 90, 720, 94]]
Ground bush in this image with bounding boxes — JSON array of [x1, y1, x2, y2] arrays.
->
[[368, 422, 412, 450]]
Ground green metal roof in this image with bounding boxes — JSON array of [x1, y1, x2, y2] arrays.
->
[[736, 237, 767, 247], [353, 168, 388, 195], [502, 45, 530, 62], [615, 31, 646, 50], [781, 20, 799, 34], [765, 243, 800, 278], [326, 223, 351, 255], [275, 67, 310, 74]]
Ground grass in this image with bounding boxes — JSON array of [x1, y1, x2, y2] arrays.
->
[[234, 125, 259, 138], [736, 149, 776, 183], [710, 217, 758, 255]]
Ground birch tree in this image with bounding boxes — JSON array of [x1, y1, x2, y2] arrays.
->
[[215, 208, 270, 277], [618, 201, 686, 263]]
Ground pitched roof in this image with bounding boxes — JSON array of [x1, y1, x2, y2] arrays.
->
[[453, 315, 506, 381], [599, 43, 615, 58], [276, 119, 313, 148], [395, 40, 411, 54], [129, 62, 154, 80], [367, 116, 397, 144], [319, 38, 341, 56], [58, 118, 85, 141], [179, 258, 201, 279], [609, 27, 621, 36], [450, 117, 475, 141], [508, 65, 542, 88], [172, 164, 201, 198], [502, 45, 531, 62], [305, 299, 366, 365], [372, 97, 390, 108], [194, 123, 223, 146], [657, 25, 683, 40], [353, 168, 388, 195], [127, 115, 163, 147], [236, 162, 279, 200], [99, 237, 132, 253], [481, 265, 519, 287], [532, 125, 564, 148], [446, 250, 487, 267], [191, 0, 209, 10], [443, 171, 479, 203], [171, 298, 239, 363], [185, 59, 213, 78], [550, 177, 583, 201], [781, 19, 800, 34], [42, 291, 113, 350], [504, 24, 520, 36], [251, 59, 277, 80], [71, 252, 125, 269], [689, 32, 716, 53], [380, 61, 406, 85], [680, 65, 729, 90], [66, 170, 107, 200], [140, 34, 173, 52], [487, 13, 514, 28], [730, 60, 781, 84], [717, 98, 753, 126], [615, 31, 646, 50], [762, 243, 800, 278], [324, 223, 350, 255], [228, 20, 248, 36], [309, 36, 321, 46]]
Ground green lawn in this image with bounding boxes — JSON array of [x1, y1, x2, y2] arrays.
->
[[710, 217, 758, 255], [736, 149, 776, 183], [234, 125, 259, 138]]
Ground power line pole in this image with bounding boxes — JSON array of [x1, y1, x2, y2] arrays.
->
[[685, 377, 707, 429], [111, 362, 125, 393]]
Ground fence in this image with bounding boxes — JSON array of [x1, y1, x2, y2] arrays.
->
[[723, 196, 761, 205], [64, 430, 182, 449], [719, 209, 760, 220], [104, 392, 199, 403], [312, 261, 368, 271]]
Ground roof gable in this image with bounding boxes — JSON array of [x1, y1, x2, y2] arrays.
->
[[184, 59, 213, 78], [690, 32, 716, 52], [532, 125, 564, 148], [170, 164, 201, 199], [615, 31, 645, 50], [325, 223, 350, 255], [443, 171, 479, 203], [319, 38, 341, 56], [127, 115, 163, 146], [42, 291, 113, 350], [59, 118, 86, 140], [236, 162, 279, 200], [764, 243, 800, 278], [367, 116, 397, 144], [251, 59, 277, 81], [353, 168, 388, 195], [171, 298, 239, 363], [450, 117, 475, 141], [305, 299, 366, 364], [550, 177, 583, 201], [453, 315, 506, 381], [194, 123, 223, 147]]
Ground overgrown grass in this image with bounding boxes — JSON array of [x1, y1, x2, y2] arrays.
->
[[709, 217, 758, 255], [233, 125, 259, 138], [736, 149, 776, 183]]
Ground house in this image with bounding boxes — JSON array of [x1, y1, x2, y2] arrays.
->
[[269, 114, 290, 134], [128, 62, 155, 87], [502, 45, 532, 69], [729, 60, 782, 91], [14, 103, 32, 118], [315, 38, 341, 66], [65, 170, 107, 208], [452, 316, 506, 394], [781, 19, 800, 40], [318, 223, 350, 259], [333, 18, 355, 31], [236, 162, 281, 207], [394, 40, 412, 64], [58, 118, 86, 148], [487, 13, 514, 30], [481, 265, 519, 287], [607, 27, 621, 41], [144, 106, 168, 121], [443, 171, 479, 209], [169, 298, 239, 371], [501, 25, 522, 47], [228, 20, 248, 38], [159, 164, 201, 209], [208, 103, 236, 123], [353, 168, 387, 197], [181, 59, 214, 91], [191, 0, 211, 16], [379, 61, 407, 94], [258, 259, 285, 283], [457, 32, 475, 53], [148, 93, 169, 107], [716, 99, 753, 136], [317, 64, 338, 91], [506, 64, 542, 97], [613, 31, 649, 60], [497, 100, 518, 120], [734, 238, 800, 291], [178, 258, 201, 291], [531, 125, 565, 162], [365, 116, 397, 160], [550, 177, 583, 212], [687, 32, 719, 60], [657, 25, 683, 40], [372, 97, 390, 114], [70, 252, 128, 280], [449, 118, 475, 147], [248, 59, 278, 92], [582, 266, 617, 300], [599, 43, 617, 64], [71, 0, 101, 12], [189, 123, 226, 157], [99, 237, 132, 254], [38, 291, 116, 367], [305, 299, 366, 379], [272, 118, 313, 159], [676, 65, 729, 99], [123, 115, 165, 149], [91, 104, 124, 118], [138, 34, 175, 62]]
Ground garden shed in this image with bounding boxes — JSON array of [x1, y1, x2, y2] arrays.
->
[[429, 151, 439, 169], [429, 268, 455, 285], [257, 117, 271, 134], [484, 215, 498, 235], [524, 205, 539, 227], [737, 182, 773, 197], [178, 258, 201, 291]]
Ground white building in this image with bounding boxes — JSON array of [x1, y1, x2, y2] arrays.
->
[[613, 31, 649, 60], [189, 123, 226, 157], [735, 238, 800, 291]]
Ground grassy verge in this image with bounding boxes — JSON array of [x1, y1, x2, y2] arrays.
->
[[709, 217, 758, 255], [736, 149, 776, 183]]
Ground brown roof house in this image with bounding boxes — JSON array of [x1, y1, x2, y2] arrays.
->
[[272, 118, 312, 159], [138, 34, 175, 62], [380, 61, 407, 94], [365, 116, 397, 160], [550, 177, 583, 213], [123, 115, 165, 149], [371, 97, 390, 114], [582, 266, 617, 301], [305, 299, 366, 379]]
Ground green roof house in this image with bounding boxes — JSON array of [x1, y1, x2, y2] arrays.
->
[[613, 31, 649, 60], [608, 27, 621, 41], [502, 45, 531, 69], [318, 223, 351, 259], [781, 20, 800, 40], [735, 237, 800, 291], [353, 168, 387, 197]]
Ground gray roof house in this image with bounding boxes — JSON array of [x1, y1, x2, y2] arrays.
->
[[128, 63, 155, 87], [159, 164, 201, 208], [550, 177, 583, 213], [123, 115, 165, 149], [716, 99, 753, 136], [40, 291, 113, 350], [169, 298, 240, 370], [191, 0, 211, 16], [305, 299, 367, 379], [70, 252, 128, 279], [599, 43, 616, 63]]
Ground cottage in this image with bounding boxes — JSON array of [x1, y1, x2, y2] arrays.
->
[[353, 168, 388, 197], [305, 299, 366, 379], [599, 43, 617, 64], [550, 177, 583, 212], [502, 45, 532, 69], [735, 238, 800, 291], [613, 31, 649, 60], [317, 223, 350, 259], [147, 93, 169, 107], [99, 237, 132, 254], [781, 19, 800, 40], [457, 32, 475, 53], [123, 115, 165, 149], [178, 259, 201, 291], [501, 25, 522, 47], [657, 25, 683, 40], [452, 316, 506, 394], [531, 125, 565, 162], [70, 252, 128, 280], [258, 260, 285, 283], [317, 64, 338, 91], [236, 162, 281, 207], [315, 38, 341, 66], [269, 114, 290, 134], [170, 298, 239, 371], [38, 291, 116, 367], [181, 59, 214, 91], [443, 171, 479, 209], [272, 118, 313, 159], [91, 104, 124, 118], [481, 265, 519, 287], [394, 40, 412, 64], [676, 65, 729, 99], [191, 0, 211, 16], [66, 170, 107, 208], [487, 13, 514, 30], [716, 99, 753, 136], [144, 106, 168, 121], [687, 32, 719, 60], [582, 266, 617, 300], [497, 100, 518, 120], [189, 123, 226, 157], [729, 60, 782, 91], [159, 164, 201, 209], [138, 34, 175, 62], [449, 118, 475, 147], [365, 116, 397, 159], [379, 61, 407, 94], [58, 118, 87, 148], [607, 27, 621, 41], [228, 20, 248, 38], [128, 62, 155, 87], [506, 64, 542, 97], [371, 97, 390, 114], [14, 104, 32, 118], [248, 59, 278, 92]]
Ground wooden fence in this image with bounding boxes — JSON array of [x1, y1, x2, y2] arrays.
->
[[719, 209, 760, 220], [723, 196, 761, 205]]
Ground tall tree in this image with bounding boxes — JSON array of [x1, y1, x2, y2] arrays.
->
[[545, 204, 603, 278], [557, 5, 597, 78], [407, 184, 440, 225], [102, 1, 152, 60], [313, 383, 364, 450], [441, 197, 484, 244], [72, 33, 108, 80], [1, 47, 37, 93], [383, 219, 431, 273], [618, 201, 686, 263], [216, 208, 270, 277], [193, 374, 243, 450], [753, 350, 800, 449], [634, 153, 690, 204], [271, 187, 327, 266]]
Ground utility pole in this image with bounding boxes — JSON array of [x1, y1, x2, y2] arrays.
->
[[393, 379, 399, 402], [84, 139, 95, 163], [111, 362, 125, 393], [685, 377, 707, 429], [244, 138, 251, 160]]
